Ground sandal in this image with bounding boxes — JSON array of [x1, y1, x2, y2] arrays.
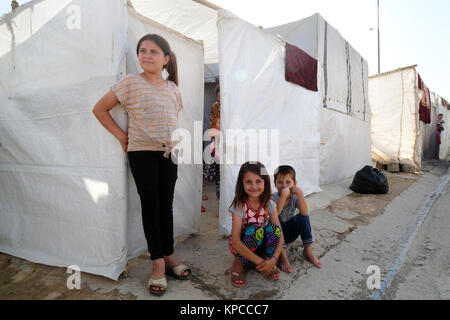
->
[[231, 271, 246, 288], [266, 268, 280, 281], [165, 264, 192, 280], [148, 275, 167, 296]]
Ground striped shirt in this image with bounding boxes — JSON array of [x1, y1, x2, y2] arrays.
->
[[110, 73, 183, 155]]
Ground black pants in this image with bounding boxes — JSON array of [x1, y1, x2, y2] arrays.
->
[[128, 151, 178, 261]]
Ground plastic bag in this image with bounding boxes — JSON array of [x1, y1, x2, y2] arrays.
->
[[350, 166, 389, 194]]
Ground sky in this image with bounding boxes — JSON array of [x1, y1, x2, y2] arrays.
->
[[209, 0, 450, 101], [1, 0, 449, 100]]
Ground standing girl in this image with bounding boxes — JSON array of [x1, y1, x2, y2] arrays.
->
[[228, 162, 285, 287], [93, 34, 191, 296]]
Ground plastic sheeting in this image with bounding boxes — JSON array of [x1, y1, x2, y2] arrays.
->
[[439, 105, 450, 159], [318, 107, 371, 185], [130, 0, 218, 64], [368, 66, 444, 169], [432, 93, 450, 160], [217, 10, 322, 235], [0, 0, 129, 280], [0, 0, 204, 280]]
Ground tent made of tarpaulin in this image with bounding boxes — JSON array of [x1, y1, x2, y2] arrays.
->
[[432, 92, 450, 160], [215, 12, 371, 235], [0, 0, 204, 280], [265, 13, 372, 187], [441, 100, 450, 159], [369, 65, 449, 170]]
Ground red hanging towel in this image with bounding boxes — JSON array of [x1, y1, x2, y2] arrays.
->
[[418, 74, 431, 124], [285, 42, 318, 92]]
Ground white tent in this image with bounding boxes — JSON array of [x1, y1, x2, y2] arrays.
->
[[0, 0, 204, 280], [265, 14, 372, 186], [432, 93, 450, 160], [215, 12, 372, 235], [369, 66, 449, 170]]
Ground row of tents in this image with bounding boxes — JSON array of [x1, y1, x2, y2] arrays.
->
[[0, 0, 448, 280]]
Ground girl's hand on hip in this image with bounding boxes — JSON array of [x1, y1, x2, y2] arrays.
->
[[118, 133, 128, 154]]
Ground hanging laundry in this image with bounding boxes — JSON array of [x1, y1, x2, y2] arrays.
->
[[285, 42, 318, 92], [418, 74, 431, 124]]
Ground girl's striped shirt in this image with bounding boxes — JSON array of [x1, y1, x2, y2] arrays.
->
[[110, 73, 183, 155]]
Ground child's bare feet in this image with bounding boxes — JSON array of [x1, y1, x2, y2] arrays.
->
[[279, 249, 292, 273], [303, 246, 322, 269]]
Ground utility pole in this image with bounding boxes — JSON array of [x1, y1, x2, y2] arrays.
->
[[377, 0, 380, 74]]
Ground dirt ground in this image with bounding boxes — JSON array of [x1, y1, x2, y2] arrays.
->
[[0, 170, 422, 300], [327, 172, 419, 228]]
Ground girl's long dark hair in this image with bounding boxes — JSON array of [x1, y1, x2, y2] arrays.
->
[[231, 162, 272, 211], [136, 34, 179, 86]]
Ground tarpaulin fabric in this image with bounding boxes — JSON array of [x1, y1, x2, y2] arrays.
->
[[369, 66, 448, 169], [0, 0, 204, 280], [0, 0, 130, 281], [285, 42, 318, 92], [437, 99, 450, 159], [217, 10, 322, 235], [429, 92, 450, 160], [216, 11, 371, 235], [266, 13, 372, 187], [369, 67, 421, 169], [130, 0, 219, 64]]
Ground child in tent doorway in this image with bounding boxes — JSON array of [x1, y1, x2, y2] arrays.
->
[[93, 34, 191, 297], [209, 83, 221, 204], [272, 165, 322, 273], [228, 162, 285, 287]]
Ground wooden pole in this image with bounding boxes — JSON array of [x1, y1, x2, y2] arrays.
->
[[192, 0, 222, 11]]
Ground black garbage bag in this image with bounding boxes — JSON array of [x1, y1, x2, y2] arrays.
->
[[350, 166, 389, 194]]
